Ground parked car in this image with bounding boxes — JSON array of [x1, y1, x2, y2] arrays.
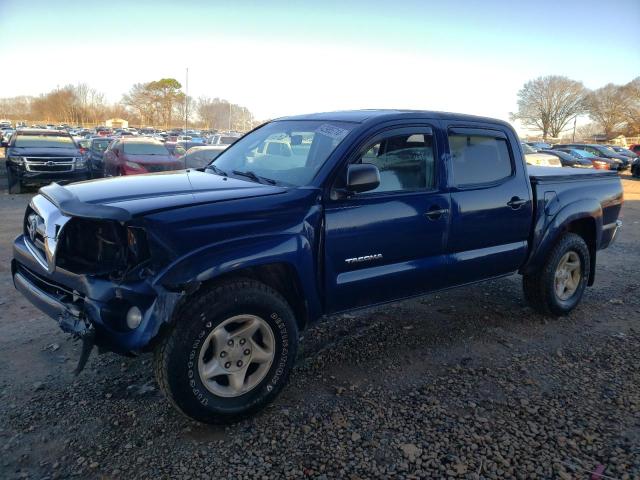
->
[[180, 145, 228, 169], [554, 144, 629, 171], [102, 138, 183, 176], [186, 133, 205, 143], [608, 145, 639, 160], [521, 143, 561, 167], [542, 150, 593, 168], [163, 141, 187, 157], [628, 144, 640, 155], [85, 137, 115, 178], [113, 129, 135, 138], [525, 141, 552, 150], [11, 110, 623, 424], [76, 138, 91, 154], [553, 148, 615, 170], [608, 146, 639, 177], [176, 140, 207, 153], [2, 129, 89, 193], [1, 128, 16, 143], [208, 133, 241, 146]]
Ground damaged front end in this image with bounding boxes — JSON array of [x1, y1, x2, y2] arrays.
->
[[12, 184, 183, 372]]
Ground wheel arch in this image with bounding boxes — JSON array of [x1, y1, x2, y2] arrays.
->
[[155, 234, 321, 332], [522, 199, 602, 286]]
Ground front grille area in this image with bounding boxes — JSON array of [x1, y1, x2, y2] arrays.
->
[[24, 157, 75, 173], [144, 163, 173, 173], [24, 206, 48, 264], [57, 217, 128, 275]]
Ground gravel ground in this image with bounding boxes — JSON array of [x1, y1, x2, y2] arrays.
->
[[0, 164, 639, 479]]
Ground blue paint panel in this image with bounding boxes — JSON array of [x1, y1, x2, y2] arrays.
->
[[10, 110, 624, 354]]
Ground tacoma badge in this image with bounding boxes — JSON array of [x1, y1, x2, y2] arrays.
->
[[345, 254, 383, 264]]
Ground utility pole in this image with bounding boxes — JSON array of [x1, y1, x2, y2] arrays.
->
[[572, 115, 577, 142], [228, 101, 232, 131], [184, 67, 189, 133]]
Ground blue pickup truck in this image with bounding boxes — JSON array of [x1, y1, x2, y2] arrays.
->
[[12, 110, 623, 423]]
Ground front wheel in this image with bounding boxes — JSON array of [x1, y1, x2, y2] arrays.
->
[[154, 279, 298, 424], [7, 169, 22, 194], [523, 233, 590, 316]]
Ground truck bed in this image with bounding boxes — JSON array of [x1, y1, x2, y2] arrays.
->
[[524, 165, 623, 282], [527, 165, 618, 183]]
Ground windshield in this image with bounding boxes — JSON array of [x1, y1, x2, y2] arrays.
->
[[521, 143, 537, 154], [92, 139, 111, 152], [219, 136, 239, 145], [14, 133, 75, 148], [123, 142, 169, 155], [211, 120, 354, 186], [598, 145, 616, 153], [573, 149, 596, 158], [184, 148, 225, 168]]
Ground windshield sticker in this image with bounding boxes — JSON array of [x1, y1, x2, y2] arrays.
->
[[316, 124, 349, 141]]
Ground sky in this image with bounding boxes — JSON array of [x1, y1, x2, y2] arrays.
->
[[0, 0, 638, 130]]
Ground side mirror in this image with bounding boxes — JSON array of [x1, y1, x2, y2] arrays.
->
[[346, 163, 380, 193]]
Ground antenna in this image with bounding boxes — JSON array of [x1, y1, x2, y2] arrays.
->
[[185, 67, 189, 134]]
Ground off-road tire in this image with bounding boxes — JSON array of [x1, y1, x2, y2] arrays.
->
[[154, 279, 298, 424], [523, 233, 590, 316]]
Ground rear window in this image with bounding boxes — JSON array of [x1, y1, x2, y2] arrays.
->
[[92, 140, 111, 152], [449, 132, 513, 185], [187, 149, 224, 161], [219, 136, 239, 145], [123, 142, 169, 155], [14, 133, 75, 148]]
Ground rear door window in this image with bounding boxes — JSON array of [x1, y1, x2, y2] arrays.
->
[[448, 130, 513, 186]]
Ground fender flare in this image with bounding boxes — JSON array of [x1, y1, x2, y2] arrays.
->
[[153, 232, 322, 322], [522, 198, 602, 278]]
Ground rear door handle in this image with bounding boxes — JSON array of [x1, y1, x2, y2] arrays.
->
[[507, 197, 527, 210], [424, 207, 449, 220]]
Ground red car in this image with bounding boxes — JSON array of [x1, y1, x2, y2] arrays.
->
[[102, 138, 183, 176]]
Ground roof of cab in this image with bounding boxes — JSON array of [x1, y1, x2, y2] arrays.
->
[[16, 128, 70, 135], [277, 109, 512, 127]]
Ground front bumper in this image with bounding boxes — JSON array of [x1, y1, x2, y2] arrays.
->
[[601, 220, 623, 249], [12, 234, 182, 354], [10, 165, 91, 186]]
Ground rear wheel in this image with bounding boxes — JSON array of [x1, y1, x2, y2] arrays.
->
[[523, 233, 590, 316], [154, 279, 298, 424]]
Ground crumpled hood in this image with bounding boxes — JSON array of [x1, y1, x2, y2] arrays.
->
[[41, 170, 287, 219]]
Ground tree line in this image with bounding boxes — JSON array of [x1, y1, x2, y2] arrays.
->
[[511, 76, 640, 140], [0, 78, 257, 131]]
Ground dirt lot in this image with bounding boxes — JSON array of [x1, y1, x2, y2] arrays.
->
[[0, 163, 638, 479]]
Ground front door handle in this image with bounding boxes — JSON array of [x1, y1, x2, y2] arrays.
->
[[507, 197, 527, 210], [424, 207, 449, 220]]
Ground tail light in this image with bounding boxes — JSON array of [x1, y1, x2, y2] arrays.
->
[[592, 160, 609, 170]]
